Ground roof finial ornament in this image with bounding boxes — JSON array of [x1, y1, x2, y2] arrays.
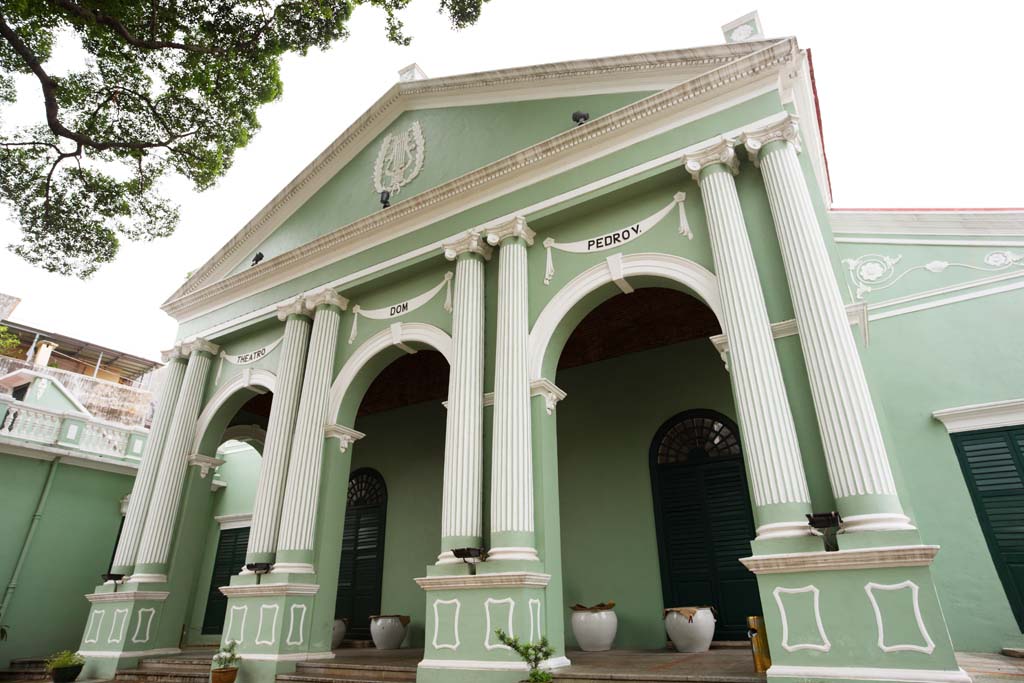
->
[[398, 63, 428, 82], [722, 11, 765, 43]]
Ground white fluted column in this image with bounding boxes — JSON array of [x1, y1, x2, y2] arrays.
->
[[683, 140, 815, 540], [274, 288, 348, 573], [745, 115, 912, 533], [437, 233, 492, 565], [485, 218, 539, 563], [110, 351, 188, 575], [134, 339, 220, 579], [245, 301, 313, 565]]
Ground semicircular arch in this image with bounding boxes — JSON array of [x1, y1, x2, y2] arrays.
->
[[328, 322, 453, 425], [528, 252, 724, 380], [192, 368, 277, 454]]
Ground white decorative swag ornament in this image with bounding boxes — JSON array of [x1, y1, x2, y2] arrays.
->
[[372, 121, 426, 197]]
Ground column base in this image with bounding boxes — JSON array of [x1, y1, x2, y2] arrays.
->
[[756, 521, 821, 541], [843, 513, 917, 533], [436, 550, 462, 565], [415, 571, 564, 681], [744, 545, 962, 683], [487, 546, 539, 562], [271, 562, 316, 575], [78, 582, 176, 679]]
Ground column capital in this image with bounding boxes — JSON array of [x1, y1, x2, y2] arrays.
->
[[160, 344, 188, 363], [443, 230, 493, 261], [302, 287, 348, 313], [276, 296, 312, 321], [181, 338, 220, 358], [324, 423, 365, 453], [187, 453, 225, 478], [743, 114, 801, 166], [682, 138, 739, 182], [484, 216, 535, 247]]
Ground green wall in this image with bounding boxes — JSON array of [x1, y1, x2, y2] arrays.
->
[[556, 338, 743, 649], [350, 400, 447, 648], [0, 454, 131, 667]]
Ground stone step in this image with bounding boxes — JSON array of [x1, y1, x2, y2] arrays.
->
[[10, 659, 48, 671], [139, 660, 212, 672], [281, 666, 416, 682], [0, 668, 48, 682], [115, 669, 211, 683]]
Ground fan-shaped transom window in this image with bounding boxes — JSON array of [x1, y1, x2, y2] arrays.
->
[[347, 468, 387, 508], [655, 410, 741, 465]]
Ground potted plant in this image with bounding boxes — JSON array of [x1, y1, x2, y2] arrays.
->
[[211, 640, 241, 683], [45, 651, 84, 683], [495, 629, 554, 683], [569, 602, 617, 652]]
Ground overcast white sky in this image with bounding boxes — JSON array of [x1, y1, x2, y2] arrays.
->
[[0, 1, 1020, 362]]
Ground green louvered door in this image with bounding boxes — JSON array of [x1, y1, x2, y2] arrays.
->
[[650, 410, 761, 641], [335, 469, 387, 640], [952, 427, 1024, 630], [202, 526, 250, 634]]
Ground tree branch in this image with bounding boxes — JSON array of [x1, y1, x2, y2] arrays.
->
[[49, 0, 222, 55]]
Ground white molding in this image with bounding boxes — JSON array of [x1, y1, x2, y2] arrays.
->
[[483, 598, 514, 651], [225, 604, 247, 643], [0, 437, 141, 475], [128, 573, 167, 583], [192, 368, 277, 452], [741, 545, 938, 575], [530, 379, 566, 415], [85, 591, 169, 603], [432, 599, 461, 651], [831, 210, 1024, 237], [865, 581, 935, 655], [529, 599, 542, 642], [108, 608, 129, 644], [419, 656, 571, 671], [255, 603, 279, 646], [83, 609, 104, 644], [710, 302, 868, 355], [773, 585, 830, 653], [328, 322, 452, 421], [270, 562, 315, 575], [933, 398, 1024, 433], [241, 651, 335, 662], [415, 572, 551, 591], [166, 40, 794, 317], [868, 271, 1024, 323], [221, 424, 268, 449], [836, 236, 1024, 247], [529, 253, 723, 380], [769, 665, 970, 683], [285, 604, 307, 646], [77, 647, 182, 659], [215, 513, 252, 530], [188, 454, 225, 478], [131, 607, 156, 644], [219, 583, 319, 598], [324, 423, 365, 453]]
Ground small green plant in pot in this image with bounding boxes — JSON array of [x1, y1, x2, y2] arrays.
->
[[495, 629, 555, 683], [211, 640, 241, 683], [45, 650, 85, 683]]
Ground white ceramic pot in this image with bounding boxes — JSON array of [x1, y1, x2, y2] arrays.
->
[[370, 615, 408, 650], [571, 610, 617, 652], [665, 608, 716, 653], [331, 618, 347, 649]]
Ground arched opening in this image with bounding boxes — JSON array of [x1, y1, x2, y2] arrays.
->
[[185, 387, 272, 645], [649, 410, 759, 641], [552, 285, 761, 648], [324, 335, 450, 648]]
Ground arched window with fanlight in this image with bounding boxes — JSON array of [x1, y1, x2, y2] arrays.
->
[[649, 409, 761, 640], [335, 468, 388, 640]]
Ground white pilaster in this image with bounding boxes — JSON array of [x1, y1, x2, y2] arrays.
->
[[135, 339, 220, 574], [485, 218, 539, 563], [246, 300, 313, 564], [110, 352, 188, 574], [683, 140, 814, 540], [438, 232, 491, 565], [745, 116, 912, 533], [275, 289, 348, 571]]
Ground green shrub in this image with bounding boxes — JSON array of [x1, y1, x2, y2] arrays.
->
[[45, 651, 85, 671], [495, 629, 554, 683], [213, 640, 241, 669]]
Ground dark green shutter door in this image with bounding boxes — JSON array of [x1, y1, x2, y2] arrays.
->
[[335, 469, 387, 640], [952, 427, 1024, 630], [651, 410, 761, 641], [202, 526, 250, 635]]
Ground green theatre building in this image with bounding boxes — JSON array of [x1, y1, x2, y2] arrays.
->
[[63, 34, 1024, 683]]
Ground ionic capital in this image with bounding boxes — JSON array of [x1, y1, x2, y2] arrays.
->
[[160, 343, 188, 363], [682, 138, 739, 183], [277, 296, 312, 321], [484, 216, 535, 247], [743, 114, 801, 166], [302, 287, 348, 313], [181, 338, 220, 358], [443, 230, 493, 261]]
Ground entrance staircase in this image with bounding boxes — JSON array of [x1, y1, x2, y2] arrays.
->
[[114, 654, 214, 683], [0, 658, 48, 682], [277, 660, 416, 683]]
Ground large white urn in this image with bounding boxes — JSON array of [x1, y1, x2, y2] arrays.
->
[[665, 607, 716, 653], [570, 603, 617, 652], [331, 618, 347, 649], [370, 615, 410, 650]]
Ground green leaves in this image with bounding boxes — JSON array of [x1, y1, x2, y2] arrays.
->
[[0, 0, 486, 278], [494, 629, 555, 683]]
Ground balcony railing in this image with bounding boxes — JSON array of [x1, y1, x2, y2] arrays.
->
[[0, 395, 147, 465]]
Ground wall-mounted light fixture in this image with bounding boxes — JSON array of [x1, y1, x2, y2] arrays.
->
[[571, 111, 590, 126], [380, 190, 391, 209]]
